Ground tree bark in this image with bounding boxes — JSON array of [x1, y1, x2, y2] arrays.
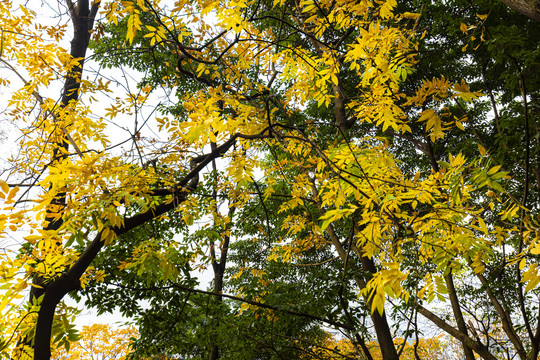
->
[[207, 148, 235, 360], [500, 0, 540, 21], [416, 305, 497, 360], [445, 273, 477, 360], [359, 255, 400, 360], [29, 1, 99, 358], [424, 137, 477, 359], [30, 0, 99, 302]]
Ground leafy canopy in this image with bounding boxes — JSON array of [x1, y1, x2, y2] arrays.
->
[[0, 0, 539, 359]]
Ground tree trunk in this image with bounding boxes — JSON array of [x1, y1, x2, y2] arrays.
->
[[360, 256, 400, 360], [30, 1, 99, 358], [445, 273, 476, 360], [500, 0, 540, 21]]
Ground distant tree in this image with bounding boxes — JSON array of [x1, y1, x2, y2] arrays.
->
[[52, 324, 136, 360]]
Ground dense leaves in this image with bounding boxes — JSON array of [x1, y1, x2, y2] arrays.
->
[[0, 0, 539, 359]]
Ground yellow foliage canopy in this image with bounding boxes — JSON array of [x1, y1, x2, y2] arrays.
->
[[0, 0, 534, 359]]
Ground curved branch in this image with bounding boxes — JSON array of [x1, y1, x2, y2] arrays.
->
[[110, 282, 354, 331], [416, 305, 497, 360]]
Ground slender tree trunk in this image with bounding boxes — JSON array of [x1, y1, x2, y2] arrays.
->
[[445, 273, 476, 360], [423, 135, 477, 359], [30, 0, 98, 302], [359, 256, 400, 360], [328, 62, 398, 360], [208, 203, 234, 360], [311, 187, 399, 359], [30, 1, 99, 359]]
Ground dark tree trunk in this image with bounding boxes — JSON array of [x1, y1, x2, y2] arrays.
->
[[360, 256, 400, 360], [30, 1, 99, 359], [445, 273, 476, 360], [30, 0, 98, 299]]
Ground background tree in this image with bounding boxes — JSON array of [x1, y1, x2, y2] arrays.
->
[[52, 324, 139, 360]]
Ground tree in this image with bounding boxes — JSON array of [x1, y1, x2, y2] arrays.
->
[[52, 324, 138, 360], [317, 334, 449, 360], [0, 0, 539, 360]]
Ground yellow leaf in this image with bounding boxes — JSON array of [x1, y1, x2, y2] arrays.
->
[[402, 12, 420, 19], [525, 271, 540, 292], [0, 179, 8, 193], [477, 13, 488, 20], [102, 227, 110, 242], [462, 43, 468, 52], [478, 144, 487, 156], [519, 258, 526, 270], [417, 287, 425, 299], [487, 165, 501, 175], [7, 186, 18, 200], [24, 235, 41, 244], [460, 23, 468, 34], [330, 73, 338, 85], [478, 217, 488, 236]]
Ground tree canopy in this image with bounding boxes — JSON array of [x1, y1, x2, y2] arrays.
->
[[52, 323, 138, 360], [0, 0, 539, 359]]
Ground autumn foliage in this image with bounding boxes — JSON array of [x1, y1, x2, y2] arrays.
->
[[0, 0, 538, 359], [52, 324, 137, 360]]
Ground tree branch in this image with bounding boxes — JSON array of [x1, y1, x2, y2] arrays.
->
[[110, 282, 354, 331], [416, 305, 497, 360]]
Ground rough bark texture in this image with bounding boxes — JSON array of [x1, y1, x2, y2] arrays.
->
[[500, 0, 540, 21]]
